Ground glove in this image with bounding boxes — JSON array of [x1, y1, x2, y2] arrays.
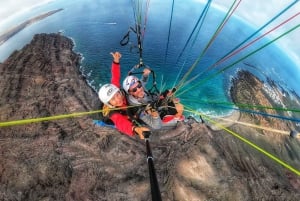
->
[[145, 103, 152, 111], [161, 88, 177, 98], [133, 126, 150, 140]]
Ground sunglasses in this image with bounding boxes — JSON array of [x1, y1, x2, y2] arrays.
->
[[129, 81, 142, 93]]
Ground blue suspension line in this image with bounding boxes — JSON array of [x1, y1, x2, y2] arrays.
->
[[164, 0, 175, 64], [172, 0, 212, 88], [204, 103, 300, 123], [175, 0, 212, 64], [215, 0, 299, 64]]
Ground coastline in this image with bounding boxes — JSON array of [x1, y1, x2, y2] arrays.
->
[[0, 8, 63, 46], [205, 110, 241, 131]]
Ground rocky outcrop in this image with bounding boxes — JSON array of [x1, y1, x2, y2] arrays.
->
[[230, 70, 299, 136], [0, 34, 299, 201]]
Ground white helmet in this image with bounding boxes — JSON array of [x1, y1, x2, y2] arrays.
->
[[98, 84, 119, 105], [122, 75, 139, 93]]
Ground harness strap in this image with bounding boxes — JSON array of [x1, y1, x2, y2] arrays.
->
[[120, 30, 130, 46]]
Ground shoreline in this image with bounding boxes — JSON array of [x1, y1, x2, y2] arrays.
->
[[0, 8, 63, 46], [204, 110, 241, 131]]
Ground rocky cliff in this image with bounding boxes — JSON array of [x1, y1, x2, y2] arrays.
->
[[0, 33, 299, 201]]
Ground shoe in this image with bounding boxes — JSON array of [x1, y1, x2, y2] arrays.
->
[[162, 115, 175, 123], [162, 115, 185, 123], [174, 115, 185, 121]]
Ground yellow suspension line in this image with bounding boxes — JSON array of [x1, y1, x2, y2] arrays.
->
[[0, 105, 138, 127], [212, 115, 300, 139], [183, 105, 300, 176]]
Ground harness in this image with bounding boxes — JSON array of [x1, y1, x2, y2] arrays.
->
[[101, 90, 146, 126]]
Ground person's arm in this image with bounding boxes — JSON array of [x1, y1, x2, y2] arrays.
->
[[111, 62, 121, 88], [110, 52, 122, 88], [110, 112, 150, 139], [139, 111, 162, 130], [140, 68, 151, 86], [110, 112, 135, 136]]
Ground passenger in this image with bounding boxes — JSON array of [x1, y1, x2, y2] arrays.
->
[[98, 52, 149, 139], [122, 72, 162, 130], [123, 68, 184, 128]]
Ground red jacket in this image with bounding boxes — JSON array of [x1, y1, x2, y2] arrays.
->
[[109, 62, 135, 136]]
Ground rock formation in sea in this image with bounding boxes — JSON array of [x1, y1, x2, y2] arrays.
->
[[0, 33, 299, 201]]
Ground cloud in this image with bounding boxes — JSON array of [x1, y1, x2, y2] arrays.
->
[[1, 0, 300, 66], [0, 0, 54, 25], [236, 0, 300, 67], [193, 0, 300, 67]]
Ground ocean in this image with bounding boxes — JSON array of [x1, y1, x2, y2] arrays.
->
[[1, 0, 300, 117]]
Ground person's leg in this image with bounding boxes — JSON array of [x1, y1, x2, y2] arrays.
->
[[139, 111, 162, 130], [174, 102, 184, 119]]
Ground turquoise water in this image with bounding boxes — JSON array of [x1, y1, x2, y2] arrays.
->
[[1, 0, 300, 117]]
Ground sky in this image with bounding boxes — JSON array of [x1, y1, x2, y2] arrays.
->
[[0, 0, 53, 21], [0, 0, 299, 66], [205, 0, 300, 67]]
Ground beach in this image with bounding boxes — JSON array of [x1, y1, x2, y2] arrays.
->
[[205, 110, 241, 131]]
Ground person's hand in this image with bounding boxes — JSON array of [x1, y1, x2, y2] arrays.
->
[[145, 104, 159, 118], [133, 126, 150, 140], [143, 68, 151, 77], [110, 52, 122, 63]]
